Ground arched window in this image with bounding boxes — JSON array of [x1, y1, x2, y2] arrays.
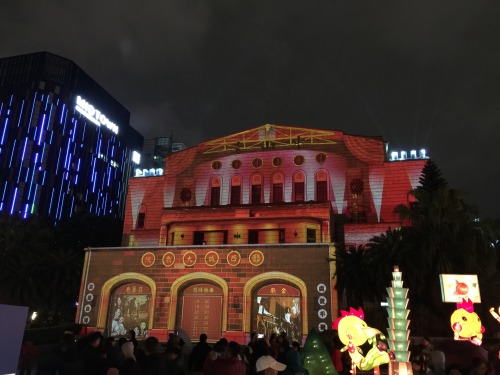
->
[[315, 170, 328, 202], [210, 177, 221, 206], [251, 174, 262, 204], [230, 175, 242, 205], [137, 204, 146, 229], [271, 173, 284, 203], [293, 171, 305, 202]]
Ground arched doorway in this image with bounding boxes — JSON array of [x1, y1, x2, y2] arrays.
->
[[106, 283, 152, 339], [180, 283, 224, 342]]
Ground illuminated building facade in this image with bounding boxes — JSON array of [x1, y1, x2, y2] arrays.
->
[[77, 125, 427, 343], [0, 52, 143, 222]]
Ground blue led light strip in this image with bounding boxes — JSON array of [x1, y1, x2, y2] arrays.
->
[[48, 188, 55, 215], [9, 139, 17, 168], [10, 187, 18, 215], [17, 100, 25, 128], [37, 114, 46, 145], [60, 104, 66, 124], [1, 117, 9, 145]]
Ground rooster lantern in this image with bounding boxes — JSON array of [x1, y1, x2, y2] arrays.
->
[[333, 307, 391, 371], [450, 298, 484, 346]]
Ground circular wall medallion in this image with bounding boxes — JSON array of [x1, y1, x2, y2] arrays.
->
[[85, 294, 94, 302], [317, 283, 327, 293], [272, 156, 283, 167], [318, 309, 328, 319], [162, 252, 176, 267], [183, 251, 197, 267], [227, 250, 241, 266], [82, 316, 90, 324], [318, 296, 327, 306], [318, 322, 329, 332], [232, 159, 242, 169], [248, 250, 264, 266], [205, 251, 220, 266], [251, 158, 263, 169], [293, 155, 305, 165], [211, 161, 222, 170], [141, 252, 155, 267], [87, 283, 95, 291], [316, 152, 327, 163], [84, 304, 92, 313]]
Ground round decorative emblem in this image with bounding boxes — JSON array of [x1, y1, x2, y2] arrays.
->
[[141, 252, 155, 267], [212, 161, 222, 170], [227, 250, 241, 266], [205, 251, 220, 266], [249, 250, 264, 266], [316, 153, 327, 163], [82, 316, 90, 324], [317, 284, 327, 293], [85, 294, 94, 302], [318, 309, 328, 319], [318, 296, 327, 306], [87, 282, 95, 291], [183, 251, 197, 267], [232, 160, 242, 169], [162, 252, 176, 267], [318, 322, 329, 332], [272, 157, 283, 167], [293, 155, 305, 165], [251, 158, 263, 168], [84, 304, 92, 313]]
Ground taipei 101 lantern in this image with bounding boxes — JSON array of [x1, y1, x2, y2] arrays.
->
[[386, 266, 413, 375]]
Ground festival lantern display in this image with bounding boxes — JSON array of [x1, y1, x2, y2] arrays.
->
[[301, 329, 338, 375], [489, 306, 500, 324], [386, 265, 413, 375], [333, 307, 390, 373], [450, 298, 484, 346]]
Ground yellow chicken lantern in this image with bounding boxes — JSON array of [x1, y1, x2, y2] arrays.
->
[[333, 307, 391, 371], [450, 298, 484, 346]]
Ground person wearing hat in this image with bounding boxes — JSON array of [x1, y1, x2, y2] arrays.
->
[[256, 355, 286, 375]]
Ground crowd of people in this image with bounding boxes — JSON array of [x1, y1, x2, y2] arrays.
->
[[18, 329, 309, 375], [17, 329, 500, 375], [408, 337, 498, 375]]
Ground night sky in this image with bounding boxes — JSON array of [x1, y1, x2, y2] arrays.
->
[[1, 1, 499, 217]]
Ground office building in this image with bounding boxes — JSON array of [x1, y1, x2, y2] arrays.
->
[[0, 52, 143, 222]]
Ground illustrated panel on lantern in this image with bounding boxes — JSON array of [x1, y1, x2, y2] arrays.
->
[[107, 283, 151, 339], [254, 284, 302, 342], [181, 283, 223, 342]]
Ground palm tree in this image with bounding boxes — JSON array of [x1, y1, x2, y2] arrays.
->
[[364, 227, 412, 298], [332, 244, 377, 310]]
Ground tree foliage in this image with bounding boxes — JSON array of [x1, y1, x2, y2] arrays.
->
[[333, 160, 500, 336], [0, 212, 123, 326]]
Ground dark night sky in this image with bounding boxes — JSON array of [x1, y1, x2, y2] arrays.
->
[[1, 1, 499, 217]]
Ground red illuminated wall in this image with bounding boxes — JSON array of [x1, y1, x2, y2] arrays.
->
[[122, 125, 426, 248]]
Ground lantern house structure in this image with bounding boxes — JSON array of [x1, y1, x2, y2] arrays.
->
[[77, 124, 427, 343]]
